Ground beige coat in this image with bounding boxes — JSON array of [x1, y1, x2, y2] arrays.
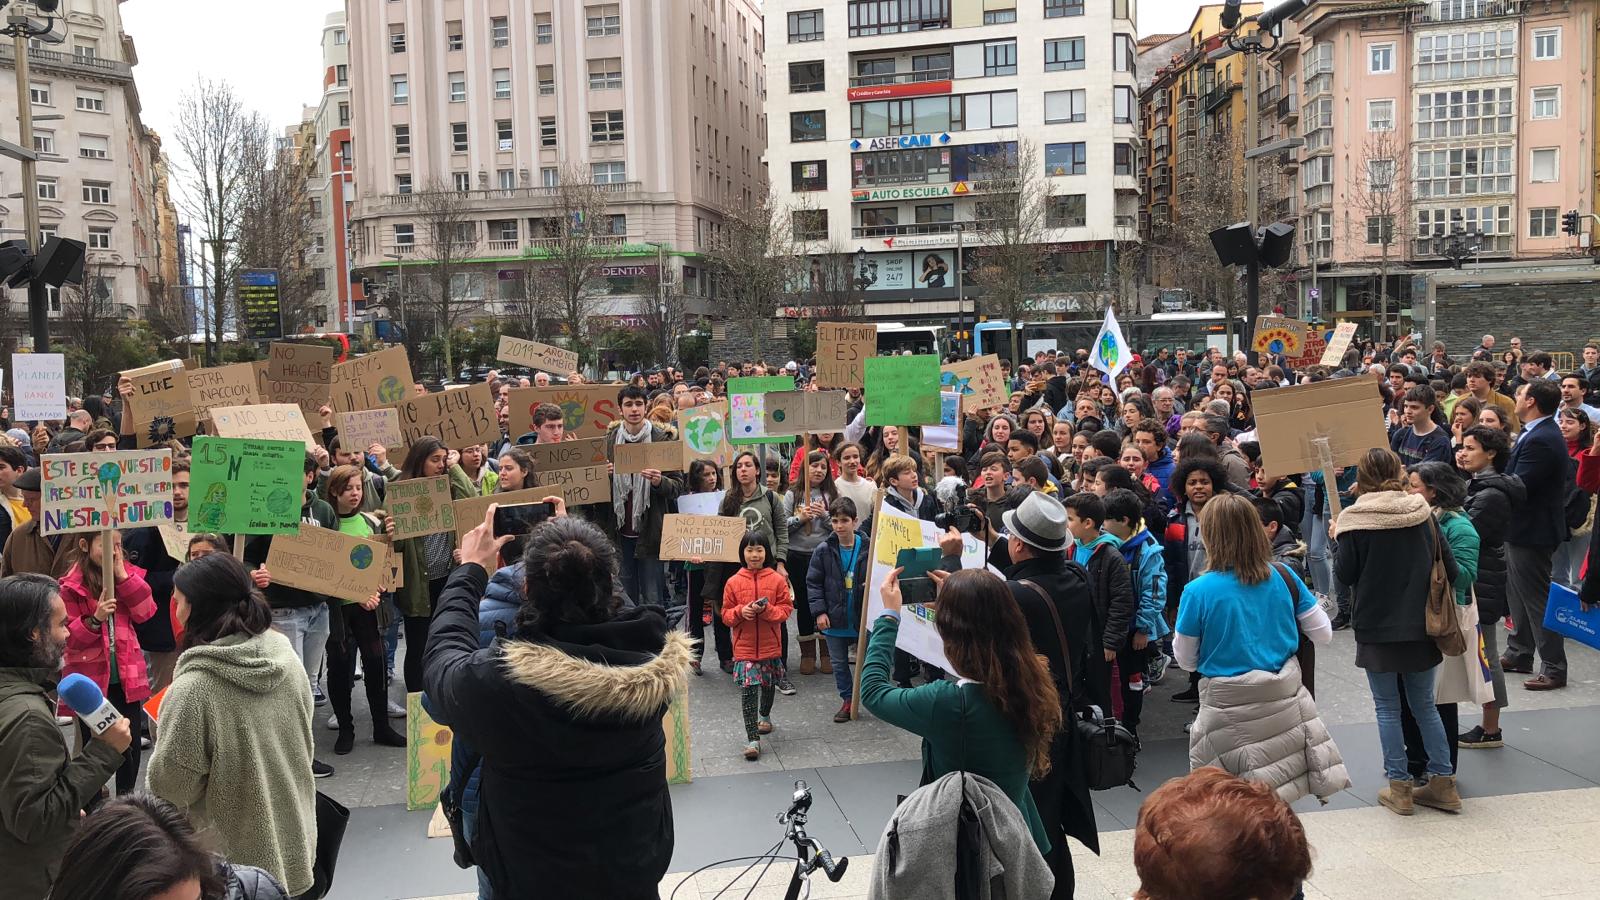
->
[[1188, 657, 1350, 804]]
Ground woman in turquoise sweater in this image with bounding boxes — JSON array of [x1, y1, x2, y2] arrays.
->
[[860, 567, 1062, 855]]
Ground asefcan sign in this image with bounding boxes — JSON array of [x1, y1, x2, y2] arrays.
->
[[853, 133, 951, 152]]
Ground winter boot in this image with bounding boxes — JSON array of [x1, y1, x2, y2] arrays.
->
[[368, 676, 407, 747], [1413, 774, 1462, 813], [817, 640, 833, 674], [799, 639, 817, 675], [1379, 779, 1415, 816]]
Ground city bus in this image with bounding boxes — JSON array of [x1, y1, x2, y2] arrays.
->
[[972, 312, 1245, 360], [875, 323, 948, 357]]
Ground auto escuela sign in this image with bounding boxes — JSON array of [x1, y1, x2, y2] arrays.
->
[[852, 182, 969, 203]]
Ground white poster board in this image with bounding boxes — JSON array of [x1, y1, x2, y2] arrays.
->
[[13, 353, 65, 421], [1025, 339, 1058, 357], [861, 500, 989, 674], [676, 491, 725, 517]]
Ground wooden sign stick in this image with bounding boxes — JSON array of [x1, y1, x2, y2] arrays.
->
[[232, 533, 245, 560], [850, 491, 889, 721], [100, 531, 114, 603], [1314, 437, 1344, 520]]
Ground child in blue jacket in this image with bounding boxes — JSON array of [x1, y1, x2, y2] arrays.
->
[[1103, 488, 1171, 736], [806, 497, 871, 724]]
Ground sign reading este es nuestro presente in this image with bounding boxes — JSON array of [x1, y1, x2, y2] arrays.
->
[[496, 336, 579, 374], [40, 450, 174, 536], [385, 476, 458, 539], [658, 514, 745, 563]]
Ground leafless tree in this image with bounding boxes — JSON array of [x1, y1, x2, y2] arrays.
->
[[236, 138, 320, 337], [173, 78, 269, 363], [142, 278, 194, 348], [1351, 129, 1409, 343], [58, 262, 129, 392], [707, 193, 803, 364], [969, 139, 1050, 365], [526, 163, 616, 368], [1147, 132, 1250, 349], [634, 255, 689, 369], [799, 241, 868, 319], [413, 178, 479, 374]]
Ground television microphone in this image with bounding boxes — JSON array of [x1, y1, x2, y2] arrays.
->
[[58, 672, 121, 736]]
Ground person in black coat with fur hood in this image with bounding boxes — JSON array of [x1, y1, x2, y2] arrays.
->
[[425, 508, 693, 899]]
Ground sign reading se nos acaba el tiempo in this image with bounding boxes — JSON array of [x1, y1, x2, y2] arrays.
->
[[851, 182, 970, 203]]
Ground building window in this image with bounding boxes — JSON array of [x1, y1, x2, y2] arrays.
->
[[1044, 89, 1086, 123], [1114, 142, 1134, 176], [605, 214, 626, 235], [1044, 37, 1085, 71], [335, 64, 347, 86], [1367, 99, 1394, 131], [1367, 158, 1396, 192], [540, 116, 557, 147], [1366, 215, 1394, 244], [1530, 147, 1557, 183], [497, 170, 515, 191], [1044, 0, 1083, 17], [591, 161, 627, 184], [1113, 34, 1134, 73], [449, 72, 466, 102], [28, 82, 48, 105], [787, 9, 823, 42], [1113, 0, 1130, 17], [494, 68, 512, 99], [83, 180, 111, 204], [496, 119, 514, 150], [75, 88, 105, 112], [789, 61, 825, 93], [339, 141, 352, 168], [1415, 29, 1514, 83], [1415, 87, 1512, 139], [1529, 207, 1557, 238], [541, 167, 559, 187], [1413, 146, 1513, 198], [338, 102, 350, 127], [492, 219, 519, 241], [847, 0, 952, 37], [391, 75, 408, 104], [1369, 42, 1394, 74], [334, 29, 346, 45], [588, 58, 622, 90], [1046, 194, 1086, 228], [1044, 142, 1086, 176], [395, 174, 412, 194], [1414, 206, 1510, 254], [86, 226, 111, 250], [72, 39, 97, 60], [538, 66, 555, 95], [32, 131, 52, 155], [792, 160, 827, 192], [389, 23, 406, 53], [394, 224, 414, 249], [983, 8, 1017, 23], [791, 110, 826, 142], [984, 40, 1017, 77], [394, 125, 410, 155], [590, 110, 624, 143], [453, 172, 472, 192], [79, 135, 109, 160], [915, 203, 954, 224], [859, 207, 898, 228], [1531, 86, 1559, 119], [536, 14, 552, 44], [1113, 86, 1134, 123], [447, 21, 463, 51], [1532, 27, 1559, 60], [792, 209, 828, 241], [309, 197, 322, 217], [586, 4, 621, 37], [491, 16, 509, 47], [451, 122, 469, 152]]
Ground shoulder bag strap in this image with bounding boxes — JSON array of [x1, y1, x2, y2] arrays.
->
[[1270, 562, 1297, 614], [1020, 579, 1073, 694]]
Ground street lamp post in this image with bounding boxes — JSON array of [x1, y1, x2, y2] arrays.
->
[[383, 252, 409, 350], [4, 7, 64, 352], [1433, 215, 1479, 271], [953, 223, 966, 357]]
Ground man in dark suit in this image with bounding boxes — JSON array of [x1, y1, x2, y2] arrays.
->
[[1502, 379, 1573, 690]]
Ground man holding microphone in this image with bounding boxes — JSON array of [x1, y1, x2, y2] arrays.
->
[[0, 573, 131, 898]]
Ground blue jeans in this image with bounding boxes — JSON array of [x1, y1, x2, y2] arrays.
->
[[270, 603, 330, 690], [824, 634, 856, 701], [1366, 668, 1453, 781], [618, 535, 664, 606]]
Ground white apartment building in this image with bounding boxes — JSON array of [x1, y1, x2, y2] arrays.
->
[[345, 0, 765, 341], [0, 0, 163, 331], [764, 0, 1141, 329]]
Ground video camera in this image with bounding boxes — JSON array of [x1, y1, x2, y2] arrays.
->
[[933, 483, 983, 534]]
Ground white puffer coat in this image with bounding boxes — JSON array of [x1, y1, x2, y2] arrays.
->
[[1187, 656, 1351, 804]]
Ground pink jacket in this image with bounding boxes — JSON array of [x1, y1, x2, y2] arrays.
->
[[60, 561, 156, 707]]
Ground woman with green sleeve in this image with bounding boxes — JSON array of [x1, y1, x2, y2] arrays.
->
[[859, 567, 1063, 856]]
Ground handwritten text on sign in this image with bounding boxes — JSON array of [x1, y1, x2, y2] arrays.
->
[[496, 336, 579, 374], [815, 323, 876, 390], [536, 464, 612, 507], [209, 404, 317, 450], [187, 364, 260, 418], [506, 385, 619, 439], [658, 514, 745, 563], [13, 352, 65, 421], [265, 525, 387, 605], [335, 408, 403, 453], [614, 440, 684, 474], [330, 346, 414, 413], [268, 341, 335, 384], [40, 450, 174, 536], [188, 436, 304, 535], [386, 476, 458, 539], [397, 382, 497, 450], [524, 436, 609, 471]]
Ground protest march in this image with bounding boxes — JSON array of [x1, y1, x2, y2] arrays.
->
[[1, 321, 1597, 900]]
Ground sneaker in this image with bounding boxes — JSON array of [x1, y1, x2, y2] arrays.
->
[[311, 686, 327, 706], [1171, 686, 1200, 703], [757, 716, 774, 735], [776, 677, 797, 696], [311, 759, 335, 778], [833, 701, 852, 723], [326, 713, 340, 731], [333, 729, 355, 756], [387, 700, 407, 718], [1147, 652, 1170, 686], [742, 740, 760, 761], [1330, 612, 1351, 631], [1458, 726, 1504, 749]]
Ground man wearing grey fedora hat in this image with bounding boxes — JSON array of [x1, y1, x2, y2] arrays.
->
[[934, 489, 1099, 899]]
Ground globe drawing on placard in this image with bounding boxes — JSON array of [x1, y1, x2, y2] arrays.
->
[[414, 496, 434, 516], [349, 544, 375, 570], [265, 487, 295, 517], [685, 415, 724, 453], [560, 399, 586, 430], [376, 376, 406, 405]]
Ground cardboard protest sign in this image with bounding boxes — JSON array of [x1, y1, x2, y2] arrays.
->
[[265, 524, 388, 604], [762, 391, 849, 437], [335, 408, 403, 454], [857, 499, 988, 676], [727, 376, 795, 445], [663, 687, 691, 784], [381, 545, 404, 592], [496, 336, 579, 374], [13, 352, 65, 421], [864, 355, 941, 426], [815, 322, 876, 390], [157, 523, 191, 561], [1252, 316, 1308, 357], [1287, 325, 1335, 371], [614, 440, 684, 474], [187, 364, 260, 420], [385, 476, 458, 539], [1320, 322, 1360, 367], [658, 514, 745, 562], [209, 404, 317, 450], [523, 436, 609, 471], [676, 490, 724, 517], [396, 382, 497, 451], [537, 464, 612, 507], [330, 346, 414, 413], [406, 691, 453, 810], [506, 385, 619, 439], [940, 355, 1007, 412], [267, 342, 335, 384], [1251, 378, 1389, 476], [677, 400, 731, 468], [187, 436, 305, 535], [122, 360, 197, 446], [255, 359, 332, 423], [39, 450, 174, 536]]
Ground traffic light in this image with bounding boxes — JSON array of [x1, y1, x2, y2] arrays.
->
[[1562, 210, 1581, 236]]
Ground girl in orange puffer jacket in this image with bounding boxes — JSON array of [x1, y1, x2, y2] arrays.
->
[[722, 530, 793, 760]]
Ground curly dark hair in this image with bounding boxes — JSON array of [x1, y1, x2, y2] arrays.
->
[[516, 516, 622, 633], [1170, 455, 1232, 505]]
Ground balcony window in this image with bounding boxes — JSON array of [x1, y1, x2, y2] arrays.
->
[[590, 110, 624, 143], [791, 110, 826, 142], [1044, 37, 1085, 71], [792, 209, 828, 241], [80, 135, 109, 160], [1531, 86, 1559, 119], [1046, 194, 1087, 228], [606, 214, 627, 236], [788, 9, 824, 42], [394, 125, 410, 155], [1412, 146, 1513, 198], [789, 61, 825, 93], [492, 219, 519, 241], [496, 119, 514, 150], [589, 58, 622, 90], [449, 72, 466, 102], [454, 172, 472, 192], [536, 14, 552, 44], [1114, 86, 1134, 124], [792, 160, 827, 192], [491, 16, 509, 47], [1415, 29, 1514, 83], [396, 174, 412, 194], [498, 170, 515, 190], [73, 39, 97, 60], [76, 88, 105, 112], [389, 24, 406, 53], [984, 41, 1017, 77], [391, 75, 408, 104], [1114, 143, 1134, 176], [83, 180, 111, 204], [915, 203, 953, 223], [1044, 0, 1083, 17], [847, 0, 951, 37], [586, 4, 621, 37], [1045, 142, 1086, 176], [1044, 89, 1085, 124], [540, 116, 557, 147], [451, 122, 469, 152], [541, 167, 559, 187], [495, 68, 512, 99], [592, 161, 627, 184], [394, 224, 414, 249], [1415, 87, 1512, 139]]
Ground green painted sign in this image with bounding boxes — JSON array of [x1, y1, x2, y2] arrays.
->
[[865, 355, 942, 426], [189, 436, 305, 535], [726, 376, 797, 446]]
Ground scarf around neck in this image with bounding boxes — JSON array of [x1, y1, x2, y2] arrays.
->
[[613, 424, 651, 533]]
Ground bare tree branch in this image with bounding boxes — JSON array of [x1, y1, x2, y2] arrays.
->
[[412, 178, 479, 374], [970, 139, 1050, 364], [236, 138, 321, 336], [524, 163, 617, 369], [1351, 128, 1409, 343], [706, 193, 802, 364]]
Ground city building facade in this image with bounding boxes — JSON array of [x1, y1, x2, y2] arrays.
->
[[764, 0, 1142, 331], [306, 10, 357, 333]]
